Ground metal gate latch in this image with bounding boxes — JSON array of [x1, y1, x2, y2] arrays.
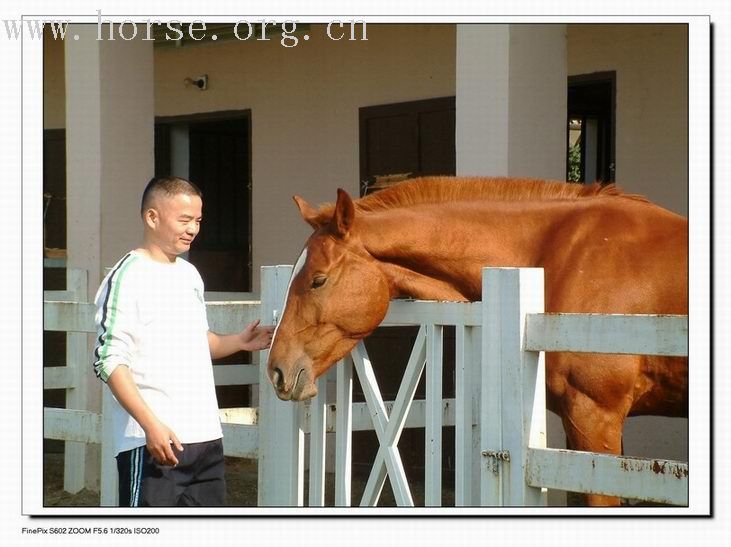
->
[[482, 450, 511, 475]]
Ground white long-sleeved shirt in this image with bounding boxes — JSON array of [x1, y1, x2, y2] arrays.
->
[[93, 250, 222, 456]]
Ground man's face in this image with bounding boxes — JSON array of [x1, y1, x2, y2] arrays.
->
[[150, 193, 203, 257]]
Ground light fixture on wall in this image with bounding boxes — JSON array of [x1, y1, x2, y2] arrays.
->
[[183, 74, 208, 90]]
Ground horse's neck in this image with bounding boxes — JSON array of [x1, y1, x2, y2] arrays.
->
[[359, 202, 565, 301]]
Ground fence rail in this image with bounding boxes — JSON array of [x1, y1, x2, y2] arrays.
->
[[526, 447, 688, 506], [525, 313, 688, 356]]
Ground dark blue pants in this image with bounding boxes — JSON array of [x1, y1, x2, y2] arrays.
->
[[116, 438, 226, 507]]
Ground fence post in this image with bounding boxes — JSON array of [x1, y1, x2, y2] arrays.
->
[[308, 371, 329, 507], [425, 324, 444, 506], [455, 324, 481, 506], [470, 325, 482, 505], [481, 267, 546, 506], [63, 268, 87, 494], [99, 388, 118, 506], [334, 356, 353, 506], [257, 265, 304, 506], [91, 265, 118, 507]]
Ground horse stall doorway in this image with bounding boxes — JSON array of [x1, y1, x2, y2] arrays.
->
[[357, 97, 457, 504], [43, 128, 68, 456], [567, 72, 616, 183], [155, 110, 252, 406]]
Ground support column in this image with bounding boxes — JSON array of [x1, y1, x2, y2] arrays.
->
[[457, 24, 567, 506], [456, 24, 567, 180], [65, 24, 154, 493]]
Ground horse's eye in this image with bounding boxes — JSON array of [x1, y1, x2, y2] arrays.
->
[[311, 275, 327, 289]]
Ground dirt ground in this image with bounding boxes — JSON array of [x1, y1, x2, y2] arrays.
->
[[43, 452, 451, 507], [44, 453, 101, 507]]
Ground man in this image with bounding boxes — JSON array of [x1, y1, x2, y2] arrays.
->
[[92, 176, 273, 507]]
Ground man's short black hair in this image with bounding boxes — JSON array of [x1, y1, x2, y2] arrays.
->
[[141, 176, 203, 215]]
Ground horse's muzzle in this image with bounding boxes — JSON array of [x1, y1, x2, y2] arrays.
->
[[268, 363, 318, 401]]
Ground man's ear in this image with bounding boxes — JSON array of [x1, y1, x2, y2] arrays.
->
[[329, 188, 355, 238], [142, 208, 158, 230], [293, 196, 326, 230]]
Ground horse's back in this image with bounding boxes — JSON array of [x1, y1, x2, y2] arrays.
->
[[543, 197, 687, 315]]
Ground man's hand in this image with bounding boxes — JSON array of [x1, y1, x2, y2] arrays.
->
[[207, 320, 275, 359], [143, 419, 183, 466], [239, 319, 274, 351], [106, 365, 182, 465]]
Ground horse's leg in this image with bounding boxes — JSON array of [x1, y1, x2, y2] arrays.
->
[[560, 386, 628, 506], [547, 351, 639, 507]]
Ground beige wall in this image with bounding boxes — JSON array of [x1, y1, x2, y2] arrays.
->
[[43, 27, 65, 129], [568, 24, 688, 215], [154, 24, 456, 288]]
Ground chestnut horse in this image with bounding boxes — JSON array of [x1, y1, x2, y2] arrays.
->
[[267, 177, 688, 506]]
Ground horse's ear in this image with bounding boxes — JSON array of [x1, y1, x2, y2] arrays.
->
[[293, 196, 325, 230], [330, 188, 355, 238]]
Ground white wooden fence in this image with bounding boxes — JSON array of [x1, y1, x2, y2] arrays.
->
[[43, 266, 688, 507], [256, 266, 689, 507], [43, 269, 89, 495]]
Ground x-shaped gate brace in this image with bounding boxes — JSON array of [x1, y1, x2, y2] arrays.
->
[[350, 326, 429, 507]]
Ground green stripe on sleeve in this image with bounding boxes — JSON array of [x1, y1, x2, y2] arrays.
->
[[97, 255, 139, 382]]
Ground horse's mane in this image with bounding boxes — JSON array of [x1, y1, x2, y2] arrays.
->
[[316, 176, 648, 219]]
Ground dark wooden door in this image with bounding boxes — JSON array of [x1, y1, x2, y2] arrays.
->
[[43, 129, 66, 250], [359, 96, 455, 194], [155, 114, 252, 293], [355, 97, 457, 503], [43, 129, 68, 453], [188, 118, 252, 292]]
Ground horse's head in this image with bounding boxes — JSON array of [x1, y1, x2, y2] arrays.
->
[[266, 188, 391, 401]]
